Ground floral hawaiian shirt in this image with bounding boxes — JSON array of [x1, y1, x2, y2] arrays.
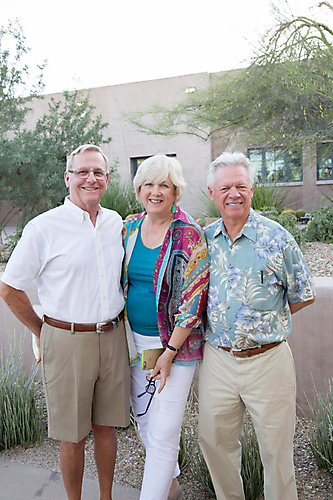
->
[[204, 208, 315, 349]]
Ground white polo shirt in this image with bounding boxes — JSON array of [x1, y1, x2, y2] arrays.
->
[[2, 197, 124, 323]]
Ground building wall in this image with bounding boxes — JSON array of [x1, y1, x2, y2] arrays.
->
[[25, 73, 213, 218], [19, 71, 333, 221]]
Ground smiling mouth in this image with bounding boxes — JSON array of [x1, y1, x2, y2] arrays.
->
[[149, 199, 162, 203], [227, 202, 242, 206]]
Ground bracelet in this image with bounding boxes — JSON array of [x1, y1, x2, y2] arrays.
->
[[166, 343, 179, 352]]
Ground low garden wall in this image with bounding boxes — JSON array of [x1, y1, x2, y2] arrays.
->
[[0, 274, 331, 418]]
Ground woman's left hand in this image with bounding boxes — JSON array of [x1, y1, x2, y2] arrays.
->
[[149, 349, 176, 393]]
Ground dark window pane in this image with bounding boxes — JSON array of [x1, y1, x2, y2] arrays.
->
[[317, 144, 333, 180]]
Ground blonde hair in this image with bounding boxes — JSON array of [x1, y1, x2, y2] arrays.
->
[[134, 155, 185, 203]]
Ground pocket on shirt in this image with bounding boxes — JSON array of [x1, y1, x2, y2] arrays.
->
[[254, 271, 283, 311]]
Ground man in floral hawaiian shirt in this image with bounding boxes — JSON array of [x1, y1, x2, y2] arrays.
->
[[199, 152, 316, 500]]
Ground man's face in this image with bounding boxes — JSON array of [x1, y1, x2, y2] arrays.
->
[[64, 150, 109, 212], [208, 165, 253, 227]]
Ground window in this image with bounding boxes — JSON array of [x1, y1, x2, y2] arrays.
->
[[130, 157, 149, 179], [248, 148, 302, 183], [130, 154, 177, 179], [317, 143, 333, 181]]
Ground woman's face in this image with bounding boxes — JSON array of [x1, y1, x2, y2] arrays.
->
[[139, 175, 176, 217]]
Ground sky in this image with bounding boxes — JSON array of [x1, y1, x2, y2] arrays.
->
[[1, 0, 327, 95]]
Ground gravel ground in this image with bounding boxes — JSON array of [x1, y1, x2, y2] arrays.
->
[[1, 241, 333, 499]]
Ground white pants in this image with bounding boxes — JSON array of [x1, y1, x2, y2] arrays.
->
[[131, 332, 196, 500], [199, 341, 297, 500]]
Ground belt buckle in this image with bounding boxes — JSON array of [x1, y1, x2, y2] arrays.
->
[[96, 321, 110, 333], [230, 347, 242, 356]]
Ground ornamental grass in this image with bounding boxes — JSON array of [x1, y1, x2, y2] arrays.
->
[[0, 334, 43, 450], [307, 379, 333, 476]]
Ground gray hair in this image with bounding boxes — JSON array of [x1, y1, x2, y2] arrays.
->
[[66, 144, 108, 172], [133, 155, 186, 204], [207, 152, 255, 189]]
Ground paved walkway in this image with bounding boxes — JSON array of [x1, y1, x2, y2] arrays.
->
[[0, 459, 140, 500]]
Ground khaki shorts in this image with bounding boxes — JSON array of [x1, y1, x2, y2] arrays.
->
[[40, 320, 130, 443]]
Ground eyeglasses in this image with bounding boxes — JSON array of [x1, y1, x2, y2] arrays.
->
[[137, 376, 156, 417], [67, 169, 108, 179]]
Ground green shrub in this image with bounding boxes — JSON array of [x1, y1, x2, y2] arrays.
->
[[306, 206, 333, 243], [281, 209, 296, 217], [0, 335, 43, 450], [296, 209, 306, 221], [101, 180, 143, 219], [264, 211, 304, 247], [307, 380, 333, 475]]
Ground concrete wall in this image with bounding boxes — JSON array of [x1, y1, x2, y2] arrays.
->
[[289, 277, 333, 417], [0, 275, 331, 418]]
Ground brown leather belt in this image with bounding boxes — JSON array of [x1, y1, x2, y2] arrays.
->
[[44, 311, 124, 333], [218, 341, 282, 358]]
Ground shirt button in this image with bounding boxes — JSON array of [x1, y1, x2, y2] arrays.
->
[[228, 326, 231, 330], [227, 306, 230, 309]]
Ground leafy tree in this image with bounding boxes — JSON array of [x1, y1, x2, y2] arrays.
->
[[126, 2, 333, 152], [0, 20, 111, 234]]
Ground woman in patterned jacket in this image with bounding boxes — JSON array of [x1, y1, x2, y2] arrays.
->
[[122, 155, 210, 500]]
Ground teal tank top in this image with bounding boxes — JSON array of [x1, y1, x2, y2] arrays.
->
[[127, 227, 161, 336]]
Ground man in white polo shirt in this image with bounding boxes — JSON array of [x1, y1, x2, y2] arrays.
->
[[0, 144, 130, 500]]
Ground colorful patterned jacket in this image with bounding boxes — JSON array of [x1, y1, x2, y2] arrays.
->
[[122, 207, 210, 366]]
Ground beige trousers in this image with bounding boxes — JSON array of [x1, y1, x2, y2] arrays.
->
[[198, 341, 298, 500]]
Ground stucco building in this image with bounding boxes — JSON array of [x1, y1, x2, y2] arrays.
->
[[7, 70, 333, 224]]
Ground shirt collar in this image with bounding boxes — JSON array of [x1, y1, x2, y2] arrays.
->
[[212, 208, 258, 243], [64, 196, 104, 223]]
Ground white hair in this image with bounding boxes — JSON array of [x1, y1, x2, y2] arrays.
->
[[133, 155, 185, 203], [207, 152, 255, 189]]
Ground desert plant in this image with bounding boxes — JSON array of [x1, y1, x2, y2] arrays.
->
[[281, 209, 297, 217], [200, 190, 221, 219], [307, 379, 333, 475], [101, 180, 143, 219], [0, 335, 43, 450], [251, 181, 291, 212], [296, 209, 306, 221], [306, 206, 333, 243]]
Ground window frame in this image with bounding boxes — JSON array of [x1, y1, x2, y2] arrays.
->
[[130, 154, 177, 179], [248, 148, 303, 184], [317, 143, 333, 182]]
